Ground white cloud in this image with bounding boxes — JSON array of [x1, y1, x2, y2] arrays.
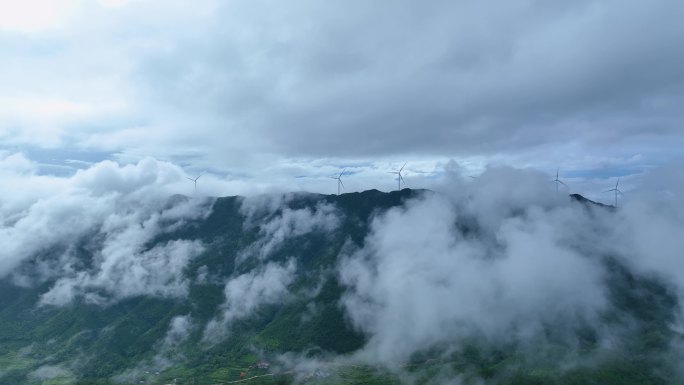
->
[[0, 0, 76, 33], [98, 0, 133, 8], [163, 314, 193, 347], [115, 314, 195, 382], [338, 167, 615, 364], [0, 156, 212, 305], [204, 259, 297, 341], [0, 152, 36, 174], [239, 196, 341, 261], [40, 239, 204, 306], [334, 163, 684, 368], [27, 365, 71, 381]]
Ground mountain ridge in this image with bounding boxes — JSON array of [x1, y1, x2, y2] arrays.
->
[[0, 188, 677, 385]]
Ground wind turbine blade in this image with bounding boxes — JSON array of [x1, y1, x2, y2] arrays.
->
[[196, 173, 204, 180], [400, 162, 407, 172], [616, 178, 620, 188], [603, 189, 615, 193], [558, 180, 567, 186], [185, 177, 195, 181], [339, 180, 345, 189], [556, 168, 559, 179]]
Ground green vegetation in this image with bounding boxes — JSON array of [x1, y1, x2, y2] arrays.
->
[[0, 190, 681, 384], [0, 352, 36, 371]]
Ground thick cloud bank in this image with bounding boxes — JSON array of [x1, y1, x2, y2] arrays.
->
[[3, 0, 683, 173], [339, 165, 684, 364], [610, 165, 684, 293], [0, 156, 211, 305]]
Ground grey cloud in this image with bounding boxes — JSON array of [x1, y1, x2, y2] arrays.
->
[[3, 0, 681, 175], [607, 165, 684, 295], [126, 0, 684, 160]]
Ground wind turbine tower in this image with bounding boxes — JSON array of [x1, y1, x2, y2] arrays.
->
[[329, 168, 346, 195], [604, 177, 624, 207], [186, 172, 205, 195], [389, 162, 407, 191], [553, 168, 567, 192]]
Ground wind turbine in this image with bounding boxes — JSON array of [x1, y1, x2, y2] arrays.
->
[[329, 168, 346, 195], [552, 168, 567, 192], [604, 177, 624, 207], [389, 162, 407, 191], [186, 172, 204, 195]]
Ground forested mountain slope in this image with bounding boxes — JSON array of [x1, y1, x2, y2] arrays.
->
[[0, 188, 681, 385]]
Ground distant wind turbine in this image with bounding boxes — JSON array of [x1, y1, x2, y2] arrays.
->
[[389, 162, 407, 191], [186, 172, 204, 195], [604, 177, 624, 207], [552, 168, 567, 192], [329, 168, 346, 195]]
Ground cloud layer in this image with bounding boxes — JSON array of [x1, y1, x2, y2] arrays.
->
[[338, 165, 684, 365], [1, 0, 682, 189], [0, 156, 211, 305], [1, 155, 683, 382]]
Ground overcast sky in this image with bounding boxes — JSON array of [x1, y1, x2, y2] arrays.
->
[[1, 0, 683, 199]]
